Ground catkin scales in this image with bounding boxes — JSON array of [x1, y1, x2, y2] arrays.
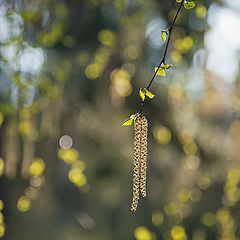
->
[[131, 115, 148, 212]]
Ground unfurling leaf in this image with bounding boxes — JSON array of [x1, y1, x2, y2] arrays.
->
[[184, 1, 195, 9], [139, 88, 155, 101], [139, 88, 146, 101], [122, 118, 134, 126], [122, 113, 140, 126], [161, 31, 166, 42], [161, 63, 173, 69], [145, 89, 155, 99], [155, 67, 166, 76]]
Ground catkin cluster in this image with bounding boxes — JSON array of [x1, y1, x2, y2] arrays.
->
[[131, 115, 148, 212]]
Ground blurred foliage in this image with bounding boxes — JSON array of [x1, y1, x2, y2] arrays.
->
[[0, 0, 240, 240]]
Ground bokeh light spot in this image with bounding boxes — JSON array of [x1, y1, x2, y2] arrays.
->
[[72, 160, 86, 171], [0, 224, 5, 238], [110, 68, 132, 97], [177, 188, 190, 203], [201, 212, 215, 227], [216, 208, 230, 224], [183, 155, 200, 170], [154, 126, 171, 145], [18, 121, 32, 135], [180, 129, 194, 145], [195, 5, 207, 18], [85, 63, 103, 80], [17, 196, 31, 212], [134, 226, 154, 240], [124, 45, 140, 60], [58, 148, 79, 163], [152, 211, 164, 226], [170, 225, 187, 240], [68, 168, 87, 187], [19, 47, 44, 74], [25, 186, 39, 200], [98, 29, 116, 47], [198, 176, 211, 190], [190, 189, 202, 202], [183, 142, 198, 155], [29, 158, 45, 176], [30, 176, 44, 188], [59, 135, 73, 149]]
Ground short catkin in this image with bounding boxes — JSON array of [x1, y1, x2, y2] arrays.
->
[[131, 115, 148, 212]]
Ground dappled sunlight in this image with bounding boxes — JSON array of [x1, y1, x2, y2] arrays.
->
[[0, 0, 240, 240]]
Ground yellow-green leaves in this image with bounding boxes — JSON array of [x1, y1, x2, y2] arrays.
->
[[161, 31, 166, 42], [176, 0, 195, 9], [161, 30, 169, 42], [145, 89, 155, 99], [122, 118, 134, 126], [184, 1, 195, 9], [122, 113, 140, 126], [155, 67, 166, 76], [139, 88, 145, 101], [161, 63, 173, 69], [154, 63, 173, 77], [139, 88, 155, 101], [122, 88, 155, 126]]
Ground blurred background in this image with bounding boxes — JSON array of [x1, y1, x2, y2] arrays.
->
[[0, 0, 240, 239]]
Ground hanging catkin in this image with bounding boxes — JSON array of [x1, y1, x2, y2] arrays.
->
[[131, 115, 148, 212], [140, 116, 148, 198]]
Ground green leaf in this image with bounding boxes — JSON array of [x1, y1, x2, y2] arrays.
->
[[184, 1, 195, 9], [139, 88, 155, 101], [122, 113, 140, 126], [176, 0, 182, 2], [145, 89, 155, 99], [161, 63, 173, 69], [161, 31, 166, 42], [139, 88, 146, 101], [161, 30, 169, 42], [155, 67, 166, 76], [122, 118, 134, 126]]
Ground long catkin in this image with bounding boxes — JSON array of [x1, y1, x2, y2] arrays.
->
[[140, 116, 148, 198], [131, 115, 148, 212]]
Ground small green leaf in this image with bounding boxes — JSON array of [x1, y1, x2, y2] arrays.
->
[[162, 63, 173, 69], [139, 88, 146, 101], [122, 113, 140, 126], [155, 67, 166, 76], [145, 89, 155, 99], [161, 31, 166, 42], [184, 1, 195, 9], [122, 118, 134, 126], [176, 0, 182, 2]]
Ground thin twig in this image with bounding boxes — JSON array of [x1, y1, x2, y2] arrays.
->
[[139, 0, 184, 114]]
